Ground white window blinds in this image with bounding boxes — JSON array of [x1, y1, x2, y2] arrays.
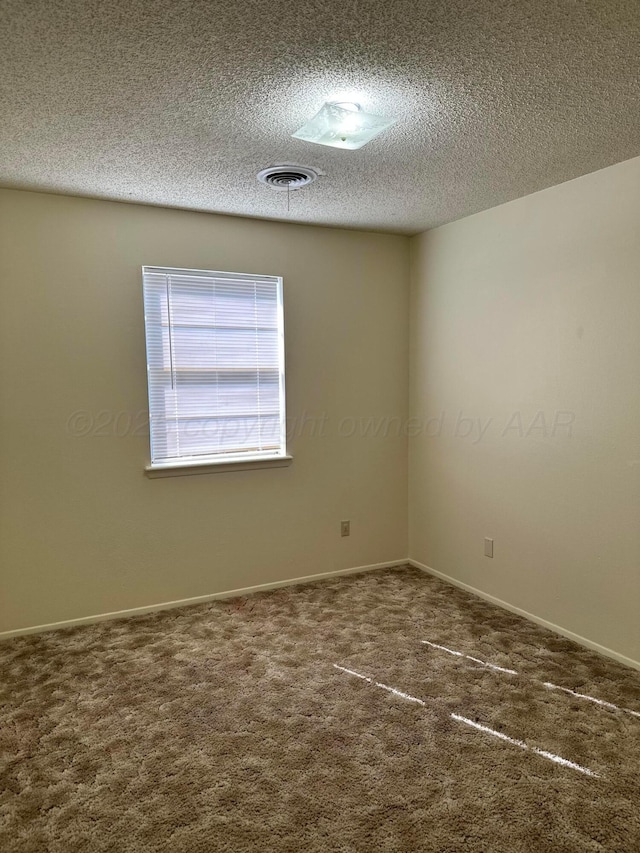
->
[[142, 266, 286, 467]]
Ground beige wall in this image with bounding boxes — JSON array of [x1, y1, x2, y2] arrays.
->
[[0, 189, 409, 633], [409, 156, 640, 665], [3, 159, 638, 664]]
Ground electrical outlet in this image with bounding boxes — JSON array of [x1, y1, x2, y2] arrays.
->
[[341, 520, 351, 537], [484, 537, 494, 558]]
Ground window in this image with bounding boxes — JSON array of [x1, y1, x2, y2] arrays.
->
[[142, 266, 288, 473]]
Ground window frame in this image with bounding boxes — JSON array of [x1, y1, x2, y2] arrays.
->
[[142, 265, 291, 477]]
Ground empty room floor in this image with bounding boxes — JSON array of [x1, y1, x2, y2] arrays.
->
[[1, 566, 639, 853]]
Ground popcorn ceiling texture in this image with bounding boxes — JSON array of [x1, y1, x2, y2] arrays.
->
[[0, 0, 639, 233], [1, 566, 639, 852]]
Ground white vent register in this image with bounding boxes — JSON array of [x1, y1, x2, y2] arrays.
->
[[142, 266, 288, 473]]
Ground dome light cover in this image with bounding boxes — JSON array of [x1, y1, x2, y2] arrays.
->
[[292, 102, 396, 150]]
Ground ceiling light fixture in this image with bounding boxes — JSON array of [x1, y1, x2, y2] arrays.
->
[[292, 102, 396, 150]]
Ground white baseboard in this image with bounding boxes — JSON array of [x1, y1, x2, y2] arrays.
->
[[409, 558, 640, 672], [0, 559, 407, 641], [4, 557, 638, 673]]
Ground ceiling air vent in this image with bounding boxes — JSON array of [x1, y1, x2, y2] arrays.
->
[[257, 165, 318, 191]]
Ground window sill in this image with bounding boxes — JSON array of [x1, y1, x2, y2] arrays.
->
[[145, 455, 293, 478]]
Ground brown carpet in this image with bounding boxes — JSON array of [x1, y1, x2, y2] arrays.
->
[[1, 566, 639, 853]]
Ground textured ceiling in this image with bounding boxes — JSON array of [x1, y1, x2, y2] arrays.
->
[[1, 0, 639, 234]]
